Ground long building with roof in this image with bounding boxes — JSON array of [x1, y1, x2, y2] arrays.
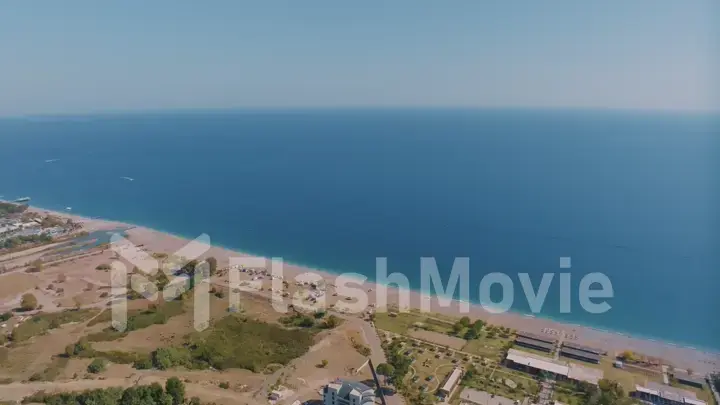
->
[[505, 349, 603, 385], [438, 367, 464, 399], [632, 382, 706, 405]]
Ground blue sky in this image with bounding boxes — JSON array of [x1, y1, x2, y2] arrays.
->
[[1, 1, 717, 116]]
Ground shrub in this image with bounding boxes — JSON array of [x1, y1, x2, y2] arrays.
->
[[87, 358, 107, 374], [20, 293, 38, 311]]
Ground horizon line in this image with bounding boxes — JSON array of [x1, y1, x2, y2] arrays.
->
[[1, 105, 719, 120]]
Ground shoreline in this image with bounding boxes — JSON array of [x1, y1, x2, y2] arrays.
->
[[21, 205, 720, 374]]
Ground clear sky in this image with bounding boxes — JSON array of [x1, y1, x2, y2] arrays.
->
[[1, 1, 718, 116]]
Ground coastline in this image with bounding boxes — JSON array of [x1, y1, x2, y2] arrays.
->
[[24, 205, 720, 374]]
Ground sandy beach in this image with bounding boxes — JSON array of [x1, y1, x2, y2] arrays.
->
[[25, 207, 720, 375]]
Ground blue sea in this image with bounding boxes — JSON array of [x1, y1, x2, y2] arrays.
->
[[0, 109, 717, 350]]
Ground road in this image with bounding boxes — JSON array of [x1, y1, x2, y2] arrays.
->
[[340, 316, 386, 367]]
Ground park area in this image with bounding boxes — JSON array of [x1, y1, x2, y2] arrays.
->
[[374, 311, 515, 364], [384, 338, 539, 403]]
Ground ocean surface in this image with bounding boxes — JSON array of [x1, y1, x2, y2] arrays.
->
[[0, 109, 718, 350]]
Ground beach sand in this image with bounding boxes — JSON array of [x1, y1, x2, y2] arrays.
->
[[29, 207, 720, 375]]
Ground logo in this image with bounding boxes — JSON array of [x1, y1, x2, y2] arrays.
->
[[109, 233, 212, 331]]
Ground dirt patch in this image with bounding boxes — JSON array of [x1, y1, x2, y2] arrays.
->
[[281, 323, 374, 394], [0, 273, 40, 300], [409, 329, 467, 350]]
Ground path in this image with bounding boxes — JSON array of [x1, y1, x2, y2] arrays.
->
[[554, 331, 566, 360], [537, 380, 555, 405]]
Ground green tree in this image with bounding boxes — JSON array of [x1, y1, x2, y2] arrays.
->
[[459, 316, 471, 327], [21, 293, 38, 311], [323, 315, 340, 328], [464, 328, 479, 340], [88, 358, 107, 374], [206, 257, 218, 276], [165, 377, 185, 405], [452, 322, 464, 334], [189, 397, 202, 405], [376, 363, 395, 384], [472, 319, 485, 332]]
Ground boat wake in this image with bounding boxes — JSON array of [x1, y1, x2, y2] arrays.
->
[[120, 176, 135, 181]]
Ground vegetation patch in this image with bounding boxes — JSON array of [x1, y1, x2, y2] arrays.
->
[[141, 315, 314, 372], [28, 357, 69, 382], [85, 300, 185, 342], [66, 338, 149, 365], [23, 377, 187, 405], [2, 234, 52, 250], [10, 309, 98, 342], [279, 311, 340, 330]]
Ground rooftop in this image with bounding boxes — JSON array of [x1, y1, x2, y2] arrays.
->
[[327, 379, 375, 403], [559, 347, 601, 363], [507, 349, 569, 376], [515, 336, 555, 351], [440, 367, 463, 393], [567, 363, 604, 385], [506, 349, 604, 385], [561, 341, 606, 355], [516, 331, 557, 345], [674, 373, 706, 386], [635, 383, 705, 405]]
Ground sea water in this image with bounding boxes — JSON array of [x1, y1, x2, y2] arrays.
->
[[0, 109, 717, 350]]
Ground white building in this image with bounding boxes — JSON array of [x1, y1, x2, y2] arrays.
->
[[505, 349, 603, 385], [323, 380, 375, 405], [439, 367, 464, 398], [632, 383, 706, 405]]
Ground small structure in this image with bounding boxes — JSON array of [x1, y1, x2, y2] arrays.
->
[[438, 366, 464, 399], [559, 346, 601, 364], [674, 373, 706, 389], [515, 336, 555, 353], [562, 341, 606, 356], [323, 379, 375, 405], [459, 388, 518, 405], [516, 331, 557, 344]]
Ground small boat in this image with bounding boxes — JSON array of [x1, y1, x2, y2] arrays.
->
[[45, 159, 59, 163], [15, 197, 31, 202], [120, 176, 134, 181], [65, 207, 72, 211]]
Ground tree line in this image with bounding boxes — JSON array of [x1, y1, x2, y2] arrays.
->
[[22, 377, 197, 405]]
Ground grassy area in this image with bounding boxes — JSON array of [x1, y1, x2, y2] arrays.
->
[[86, 309, 113, 326], [28, 357, 69, 381], [86, 300, 186, 342], [374, 312, 427, 335], [128, 315, 316, 373], [462, 334, 513, 362], [374, 311, 456, 336], [554, 382, 588, 405], [10, 309, 99, 342], [184, 315, 314, 372]]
